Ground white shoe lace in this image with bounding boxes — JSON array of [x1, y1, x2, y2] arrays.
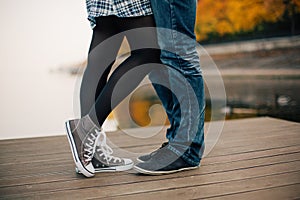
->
[[95, 129, 122, 164], [83, 129, 103, 163]]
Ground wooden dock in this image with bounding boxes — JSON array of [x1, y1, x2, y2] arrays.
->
[[0, 117, 299, 199]]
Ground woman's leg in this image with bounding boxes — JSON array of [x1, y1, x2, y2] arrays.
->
[[88, 15, 161, 127], [80, 16, 124, 117]]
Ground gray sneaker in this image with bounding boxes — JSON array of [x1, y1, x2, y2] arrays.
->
[[134, 147, 199, 175], [137, 142, 169, 162], [65, 115, 102, 177], [76, 151, 133, 173], [75, 132, 133, 173], [93, 135, 134, 172]]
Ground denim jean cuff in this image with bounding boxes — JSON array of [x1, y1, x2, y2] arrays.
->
[[167, 144, 200, 166]]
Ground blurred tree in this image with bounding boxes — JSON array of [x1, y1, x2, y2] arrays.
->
[[284, 0, 300, 35], [196, 0, 300, 41]]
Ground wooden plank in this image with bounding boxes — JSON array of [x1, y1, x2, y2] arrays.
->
[[5, 166, 299, 199], [0, 118, 298, 166], [1, 124, 299, 162], [0, 139, 299, 179], [1, 141, 299, 175], [2, 134, 297, 168], [1, 155, 299, 198], [203, 145, 300, 164], [206, 184, 300, 200], [0, 120, 298, 180], [0, 146, 299, 191], [0, 117, 298, 152], [0, 117, 299, 199], [209, 140, 300, 157], [101, 171, 300, 200]]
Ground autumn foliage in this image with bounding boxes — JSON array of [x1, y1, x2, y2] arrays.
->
[[195, 0, 300, 41]]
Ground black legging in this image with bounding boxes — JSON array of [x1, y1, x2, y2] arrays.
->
[[80, 15, 161, 127]]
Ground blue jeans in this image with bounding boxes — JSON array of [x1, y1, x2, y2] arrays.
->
[[149, 0, 205, 166]]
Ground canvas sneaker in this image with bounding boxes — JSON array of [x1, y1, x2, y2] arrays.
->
[[65, 115, 103, 177], [137, 142, 169, 162], [134, 146, 199, 175], [75, 130, 133, 173]]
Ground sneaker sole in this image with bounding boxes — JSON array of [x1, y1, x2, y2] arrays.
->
[[65, 121, 94, 177], [75, 162, 134, 174], [133, 165, 199, 175]]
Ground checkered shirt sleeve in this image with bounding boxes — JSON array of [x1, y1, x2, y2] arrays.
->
[[86, 0, 153, 29]]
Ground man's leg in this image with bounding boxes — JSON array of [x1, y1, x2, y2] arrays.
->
[[149, 69, 180, 141], [137, 0, 205, 172]]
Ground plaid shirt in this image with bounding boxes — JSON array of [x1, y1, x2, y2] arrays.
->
[[86, 0, 153, 29]]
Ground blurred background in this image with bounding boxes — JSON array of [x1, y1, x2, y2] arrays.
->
[[0, 0, 299, 139]]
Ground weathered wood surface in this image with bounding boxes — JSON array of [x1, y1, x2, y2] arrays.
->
[[0, 117, 299, 199]]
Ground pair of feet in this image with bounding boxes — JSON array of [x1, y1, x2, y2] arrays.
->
[[65, 115, 199, 177]]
